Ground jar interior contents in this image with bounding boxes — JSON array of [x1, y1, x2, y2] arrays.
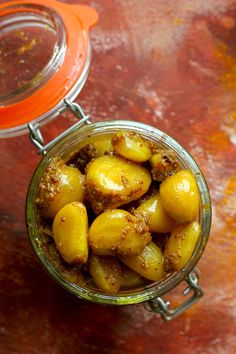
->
[[36, 131, 200, 295]]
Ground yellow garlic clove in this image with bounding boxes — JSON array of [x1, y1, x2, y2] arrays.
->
[[112, 131, 152, 162], [37, 157, 85, 218], [88, 209, 151, 257], [52, 202, 88, 264], [164, 221, 201, 272], [120, 241, 164, 282], [160, 170, 200, 223], [89, 255, 124, 294], [121, 267, 144, 289], [86, 155, 151, 214], [136, 194, 176, 233]]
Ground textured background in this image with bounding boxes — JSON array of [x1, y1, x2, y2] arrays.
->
[[1, 0, 236, 353]]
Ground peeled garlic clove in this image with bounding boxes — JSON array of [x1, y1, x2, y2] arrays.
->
[[52, 202, 88, 264], [89, 255, 123, 294], [88, 209, 151, 257], [120, 241, 164, 282], [86, 155, 151, 214]]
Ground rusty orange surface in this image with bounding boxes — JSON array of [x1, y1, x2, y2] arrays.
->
[[1, 0, 236, 353]]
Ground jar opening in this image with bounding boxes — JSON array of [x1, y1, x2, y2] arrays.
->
[[0, 3, 66, 106]]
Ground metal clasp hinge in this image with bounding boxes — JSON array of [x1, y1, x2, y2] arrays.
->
[[28, 99, 91, 155], [144, 270, 203, 321]]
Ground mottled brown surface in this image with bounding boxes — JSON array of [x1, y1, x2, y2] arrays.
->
[[1, 0, 236, 353]]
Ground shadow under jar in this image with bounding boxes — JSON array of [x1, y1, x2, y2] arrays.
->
[[26, 120, 212, 321]]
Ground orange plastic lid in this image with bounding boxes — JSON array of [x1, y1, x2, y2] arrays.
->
[[0, 0, 98, 136]]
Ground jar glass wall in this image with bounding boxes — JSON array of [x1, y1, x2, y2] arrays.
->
[[26, 120, 211, 305]]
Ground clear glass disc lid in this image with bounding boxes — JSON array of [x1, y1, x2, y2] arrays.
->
[[0, 0, 98, 137], [0, 3, 66, 106]]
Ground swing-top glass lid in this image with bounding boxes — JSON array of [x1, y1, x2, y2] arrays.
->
[[0, 0, 98, 137]]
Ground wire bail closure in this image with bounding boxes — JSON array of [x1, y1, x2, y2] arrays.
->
[[28, 99, 91, 155], [144, 269, 203, 321]]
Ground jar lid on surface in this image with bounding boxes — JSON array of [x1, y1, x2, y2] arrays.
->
[[0, 0, 98, 137]]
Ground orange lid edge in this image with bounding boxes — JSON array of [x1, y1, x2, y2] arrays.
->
[[0, 0, 98, 130], [70, 5, 99, 29]]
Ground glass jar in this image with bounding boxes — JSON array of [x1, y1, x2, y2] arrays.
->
[[0, 0, 211, 320], [26, 120, 211, 320]]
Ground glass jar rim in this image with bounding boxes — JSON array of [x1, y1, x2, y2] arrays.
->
[[26, 120, 212, 306]]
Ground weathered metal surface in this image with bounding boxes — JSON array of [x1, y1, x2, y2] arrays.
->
[[1, 0, 236, 353]]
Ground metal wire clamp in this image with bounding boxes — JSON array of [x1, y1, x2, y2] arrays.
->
[[144, 270, 203, 321], [28, 99, 90, 155]]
